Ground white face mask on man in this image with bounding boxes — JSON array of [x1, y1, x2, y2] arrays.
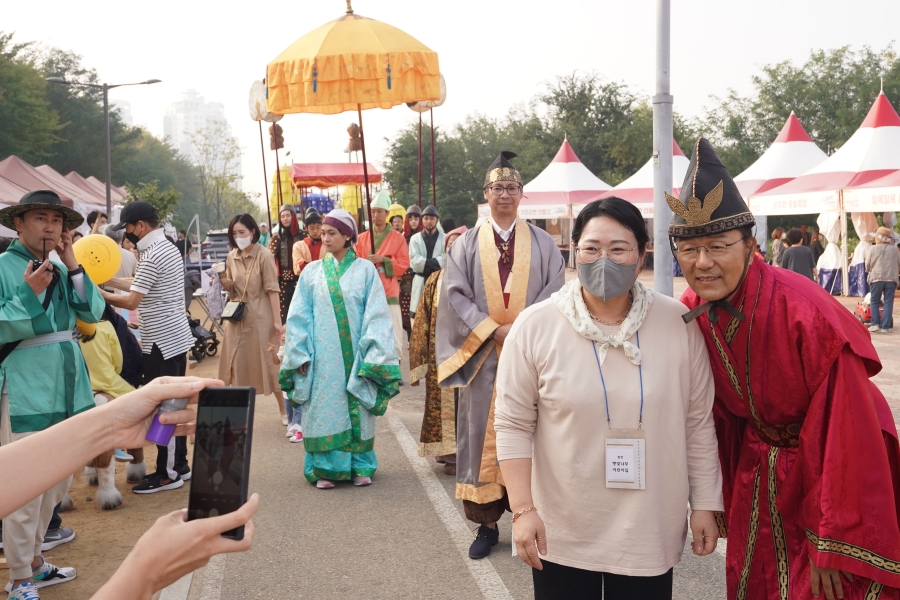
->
[[235, 236, 253, 250]]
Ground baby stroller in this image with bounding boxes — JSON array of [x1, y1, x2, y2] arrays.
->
[[189, 315, 219, 363], [855, 292, 883, 325]]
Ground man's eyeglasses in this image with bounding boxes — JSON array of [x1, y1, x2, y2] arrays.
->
[[486, 185, 523, 197], [675, 236, 749, 262]]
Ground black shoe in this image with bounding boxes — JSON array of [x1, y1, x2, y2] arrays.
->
[[468, 525, 499, 559], [132, 472, 183, 494], [175, 464, 192, 481]]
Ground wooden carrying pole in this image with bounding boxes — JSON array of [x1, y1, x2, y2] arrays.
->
[[259, 122, 273, 233], [357, 105, 376, 254], [417, 111, 423, 207], [430, 108, 437, 207]]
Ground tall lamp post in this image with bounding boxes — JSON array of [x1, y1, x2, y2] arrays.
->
[[46, 77, 161, 219]]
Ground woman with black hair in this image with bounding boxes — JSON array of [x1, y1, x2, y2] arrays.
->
[[494, 197, 722, 600], [219, 213, 286, 424], [268, 204, 305, 323]]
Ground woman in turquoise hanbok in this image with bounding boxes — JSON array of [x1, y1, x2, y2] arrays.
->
[[281, 209, 401, 489]]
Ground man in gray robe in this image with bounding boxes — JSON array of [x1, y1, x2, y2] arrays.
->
[[436, 151, 565, 559]]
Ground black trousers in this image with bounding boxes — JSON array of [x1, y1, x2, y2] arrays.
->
[[142, 344, 188, 474], [532, 561, 673, 600]]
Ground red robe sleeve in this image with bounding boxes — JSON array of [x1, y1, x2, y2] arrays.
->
[[780, 346, 900, 586]]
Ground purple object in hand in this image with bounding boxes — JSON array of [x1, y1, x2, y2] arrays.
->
[[146, 398, 189, 445]]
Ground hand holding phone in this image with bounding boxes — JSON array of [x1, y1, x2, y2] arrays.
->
[[188, 387, 256, 540]]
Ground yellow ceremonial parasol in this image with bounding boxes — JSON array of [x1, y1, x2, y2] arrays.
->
[[269, 165, 294, 218], [388, 202, 406, 223], [266, 0, 440, 251], [341, 185, 364, 213]]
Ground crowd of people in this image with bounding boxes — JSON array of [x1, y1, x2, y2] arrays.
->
[[1, 137, 900, 600]]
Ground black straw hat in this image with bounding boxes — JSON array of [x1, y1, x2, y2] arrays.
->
[[0, 190, 84, 230]]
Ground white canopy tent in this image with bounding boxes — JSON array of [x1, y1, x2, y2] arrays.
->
[[750, 93, 900, 295]]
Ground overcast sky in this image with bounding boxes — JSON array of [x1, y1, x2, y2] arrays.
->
[[5, 0, 899, 207]]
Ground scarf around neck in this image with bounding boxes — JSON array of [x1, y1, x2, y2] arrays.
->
[[551, 278, 653, 366]]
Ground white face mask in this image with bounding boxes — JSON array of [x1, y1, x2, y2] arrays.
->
[[235, 236, 252, 250]]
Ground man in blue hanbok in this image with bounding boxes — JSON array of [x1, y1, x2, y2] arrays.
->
[[281, 209, 401, 489]]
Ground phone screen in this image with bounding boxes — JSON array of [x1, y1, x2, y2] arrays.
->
[[188, 387, 255, 539]]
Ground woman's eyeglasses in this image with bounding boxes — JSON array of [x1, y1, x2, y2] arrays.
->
[[575, 245, 637, 265]]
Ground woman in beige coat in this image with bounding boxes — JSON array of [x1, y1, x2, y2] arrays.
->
[[218, 214, 286, 424]]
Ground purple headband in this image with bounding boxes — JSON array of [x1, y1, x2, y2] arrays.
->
[[323, 216, 357, 243]]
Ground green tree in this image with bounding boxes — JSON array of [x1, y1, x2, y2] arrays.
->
[[189, 120, 246, 228], [0, 33, 59, 163], [697, 45, 900, 174], [124, 181, 181, 221]]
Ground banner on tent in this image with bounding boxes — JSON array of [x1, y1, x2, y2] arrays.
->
[[749, 191, 840, 215], [842, 187, 900, 212], [477, 204, 570, 219]]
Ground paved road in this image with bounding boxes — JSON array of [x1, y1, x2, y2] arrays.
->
[[180, 359, 726, 599]]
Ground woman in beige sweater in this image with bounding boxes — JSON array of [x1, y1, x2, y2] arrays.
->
[[495, 198, 723, 600]]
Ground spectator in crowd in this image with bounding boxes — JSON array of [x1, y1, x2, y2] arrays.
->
[[799, 223, 812, 246], [865, 226, 900, 334], [780, 228, 817, 280], [495, 198, 720, 597], [809, 229, 826, 264], [268, 205, 305, 323], [87, 211, 108, 233], [0, 237, 12, 254], [70, 230, 84, 243], [102, 201, 195, 494], [175, 230, 193, 260], [753, 240, 765, 261], [105, 228, 137, 279], [0, 190, 105, 600], [0, 377, 258, 600], [218, 214, 287, 425], [769, 227, 785, 267], [259, 221, 270, 248]]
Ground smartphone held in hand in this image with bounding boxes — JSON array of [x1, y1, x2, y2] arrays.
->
[[187, 387, 255, 540]]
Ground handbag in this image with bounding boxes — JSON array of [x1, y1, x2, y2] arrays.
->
[[221, 251, 260, 322]]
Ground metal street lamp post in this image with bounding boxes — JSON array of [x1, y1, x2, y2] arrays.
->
[[46, 77, 161, 219]]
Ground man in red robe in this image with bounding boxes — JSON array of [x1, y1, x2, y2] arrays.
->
[[292, 208, 325, 275], [356, 194, 411, 362], [670, 138, 900, 600]]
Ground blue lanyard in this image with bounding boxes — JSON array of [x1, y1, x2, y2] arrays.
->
[[591, 331, 644, 430]]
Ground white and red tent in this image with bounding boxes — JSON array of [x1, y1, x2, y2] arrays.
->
[[735, 112, 828, 198], [585, 139, 690, 218], [750, 93, 900, 215], [477, 139, 610, 219]]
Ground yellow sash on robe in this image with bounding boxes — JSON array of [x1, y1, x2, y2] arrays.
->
[[456, 218, 531, 504]]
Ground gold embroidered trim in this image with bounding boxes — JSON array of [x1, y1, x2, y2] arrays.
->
[[409, 363, 429, 384], [805, 529, 900, 575], [768, 447, 790, 600], [477, 218, 532, 326], [455, 481, 505, 504], [487, 167, 522, 184], [737, 466, 762, 600], [715, 511, 728, 539], [866, 580, 885, 599], [436, 317, 499, 384], [724, 297, 745, 346], [709, 320, 743, 400]]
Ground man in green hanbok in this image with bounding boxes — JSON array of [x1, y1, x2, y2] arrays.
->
[[281, 209, 401, 489], [0, 190, 104, 599]]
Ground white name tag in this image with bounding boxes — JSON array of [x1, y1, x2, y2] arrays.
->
[[605, 438, 645, 490]]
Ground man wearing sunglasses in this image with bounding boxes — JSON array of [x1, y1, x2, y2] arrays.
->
[[436, 151, 565, 559], [672, 138, 900, 600]]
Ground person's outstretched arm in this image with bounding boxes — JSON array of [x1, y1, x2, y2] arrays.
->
[[92, 494, 259, 600], [0, 376, 222, 519]]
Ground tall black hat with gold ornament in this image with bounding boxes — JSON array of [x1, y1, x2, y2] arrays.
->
[[667, 138, 754, 238], [484, 151, 522, 188]]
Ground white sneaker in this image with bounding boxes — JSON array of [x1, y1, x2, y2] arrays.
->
[[869, 324, 881, 332], [3, 558, 77, 592], [287, 423, 301, 437], [8, 582, 40, 600], [290, 430, 304, 443]]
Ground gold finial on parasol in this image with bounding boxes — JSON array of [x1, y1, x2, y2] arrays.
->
[[346, 0, 353, 14]]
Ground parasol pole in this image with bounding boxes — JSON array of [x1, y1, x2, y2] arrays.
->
[[274, 148, 284, 214], [357, 104, 376, 254], [430, 107, 437, 208], [417, 111, 422, 207], [258, 122, 273, 233]]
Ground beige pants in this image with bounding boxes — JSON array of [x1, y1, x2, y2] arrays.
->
[[1, 394, 73, 581], [389, 303, 405, 362]]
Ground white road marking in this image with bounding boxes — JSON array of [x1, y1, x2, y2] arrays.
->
[[388, 413, 515, 600]]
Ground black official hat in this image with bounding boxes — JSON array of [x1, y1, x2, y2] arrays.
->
[[667, 138, 755, 238], [304, 208, 323, 224], [422, 205, 439, 218], [110, 201, 158, 231], [484, 151, 522, 187], [0, 190, 84, 230]]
